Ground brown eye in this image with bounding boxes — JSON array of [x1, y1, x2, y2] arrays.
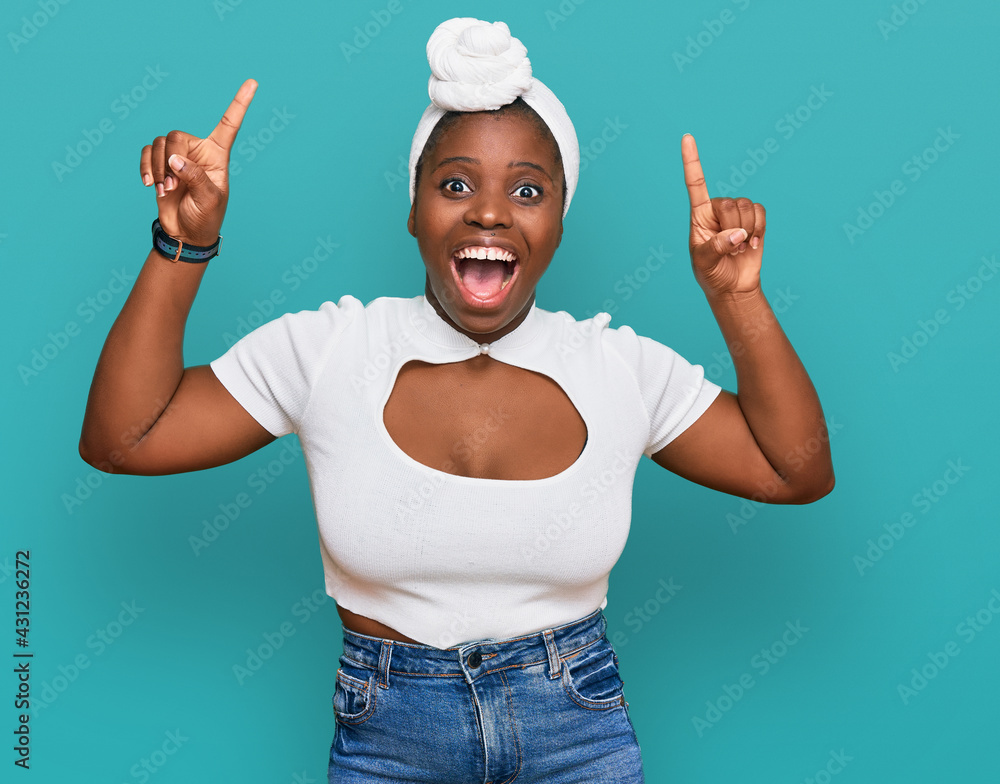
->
[[442, 178, 470, 193], [515, 184, 541, 199]]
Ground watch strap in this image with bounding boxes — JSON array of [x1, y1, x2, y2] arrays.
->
[[151, 219, 222, 263]]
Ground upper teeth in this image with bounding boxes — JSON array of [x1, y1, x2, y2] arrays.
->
[[455, 246, 516, 263]]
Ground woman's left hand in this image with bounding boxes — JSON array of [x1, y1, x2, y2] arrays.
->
[[682, 134, 767, 298]]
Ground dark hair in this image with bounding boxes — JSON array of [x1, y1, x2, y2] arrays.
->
[[413, 97, 566, 210]]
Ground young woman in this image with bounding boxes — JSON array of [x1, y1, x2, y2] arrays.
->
[[79, 17, 833, 784]]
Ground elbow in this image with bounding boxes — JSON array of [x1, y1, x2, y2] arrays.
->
[[743, 469, 835, 505], [77, 437, 106, 472], [78, 436, 127, 474], [787, 471, 835, 505], [78, 435, 97, 469]]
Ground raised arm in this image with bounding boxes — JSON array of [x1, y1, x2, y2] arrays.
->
[[78, 79, 276, 476], [650, 134, 834, 504]]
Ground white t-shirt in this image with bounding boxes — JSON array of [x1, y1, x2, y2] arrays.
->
[[210, 294, 721, 648]]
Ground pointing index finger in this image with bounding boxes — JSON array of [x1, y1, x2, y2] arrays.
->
[[208, 78, 258, 152], [682, 133, 711, 210]]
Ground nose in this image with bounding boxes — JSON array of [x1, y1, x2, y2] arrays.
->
[[463, 186, 512, 231]]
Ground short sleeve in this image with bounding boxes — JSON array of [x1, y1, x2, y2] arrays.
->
[[601, 324, 723, 457], [209, 295, 362, 437]]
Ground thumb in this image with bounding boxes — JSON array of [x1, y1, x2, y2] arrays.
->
[[707, 227, 747, 257], [168, 153, 216, 197]]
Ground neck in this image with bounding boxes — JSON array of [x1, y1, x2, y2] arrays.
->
[[424, 279, 535, 344]]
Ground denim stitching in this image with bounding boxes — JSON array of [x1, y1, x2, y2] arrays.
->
[[340, 634, 605, 677], [497, 669, 523, 783], [560, 641, 624, 712], [377, 640, 393, 689], [333, 670, 378, 725], [335, 668, 368, 691], [542, 628, 562, 679]]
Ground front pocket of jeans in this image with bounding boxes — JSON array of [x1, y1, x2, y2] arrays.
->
[[332, 661, 377, 724], [560, 638, 625, 711]]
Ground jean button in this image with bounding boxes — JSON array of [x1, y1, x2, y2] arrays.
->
[[467, 651, 482, 668]]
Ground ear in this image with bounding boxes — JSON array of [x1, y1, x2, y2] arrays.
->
[[407, 201, 417, 237]]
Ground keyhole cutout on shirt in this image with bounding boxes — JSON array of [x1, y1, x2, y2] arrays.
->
[[382, 357, 588, 481]]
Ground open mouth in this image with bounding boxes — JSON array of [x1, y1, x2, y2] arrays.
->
[[451, 245, 519, 305]]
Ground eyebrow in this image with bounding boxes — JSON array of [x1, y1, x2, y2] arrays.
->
[[432, 156, 554, 182], [432, 156, 479, 172], [508, 161, 553, 181]]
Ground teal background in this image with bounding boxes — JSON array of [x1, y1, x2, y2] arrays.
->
[[2, 0, 998, 781]]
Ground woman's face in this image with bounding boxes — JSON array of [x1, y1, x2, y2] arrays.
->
[[408, 111, 564, 344]]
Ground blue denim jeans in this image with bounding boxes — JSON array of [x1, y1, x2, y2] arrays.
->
[[328, 607, 645, 783]]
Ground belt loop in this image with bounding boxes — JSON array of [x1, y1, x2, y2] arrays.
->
[[542, 629, 561, 679], [376, 640, 393, 690]]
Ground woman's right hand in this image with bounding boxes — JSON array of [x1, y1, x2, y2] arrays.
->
[[140, 78, 257, 247]]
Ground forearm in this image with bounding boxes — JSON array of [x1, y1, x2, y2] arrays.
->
[[79, 248, 209, 469], [705, 287, 833, 498]]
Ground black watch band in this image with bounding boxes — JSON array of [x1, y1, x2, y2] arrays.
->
[[151, 219, 223, 263]]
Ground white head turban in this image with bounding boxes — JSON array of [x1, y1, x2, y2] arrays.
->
[[408, 18, 580, 217]]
